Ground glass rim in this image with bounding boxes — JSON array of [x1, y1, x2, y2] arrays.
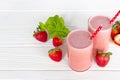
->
[[88, 15, 112, 32], [66, 29, 93, 50]]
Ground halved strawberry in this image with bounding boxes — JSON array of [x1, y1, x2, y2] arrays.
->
[[53, 36, 63, 47], [33, 27, 48, 42], [48, 48, 62, 62], [111, 21, 120, 39], [114, 34, 120, 46]]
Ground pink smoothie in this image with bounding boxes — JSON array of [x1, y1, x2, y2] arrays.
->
[[88, 16, 112, 52], [90, 16, 111, 30], [66, 30, 93, 72], [68, 30, 92, 48]]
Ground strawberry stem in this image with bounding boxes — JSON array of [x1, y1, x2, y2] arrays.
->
[[33, 31, 36, 36], [48, 47, 60, 53], [37, 27, 40, 32], [97, 49, 112, 56], [33, 31, 36, 34], [97, 50, 103, 54]]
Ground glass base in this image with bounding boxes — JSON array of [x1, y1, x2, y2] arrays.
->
[[69, 63, 92, 72]]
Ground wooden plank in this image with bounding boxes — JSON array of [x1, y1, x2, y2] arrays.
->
[[0, 70, 119, 80], [0, 11, 119, 71], [0, 42, 119, 70]]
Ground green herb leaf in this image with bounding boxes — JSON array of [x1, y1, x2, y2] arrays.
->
[[39, 15, 70, 39], [39, 22, 46, 30]]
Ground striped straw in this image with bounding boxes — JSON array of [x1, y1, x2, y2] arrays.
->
[[110, 10, 120, 24], [90, 25, 102, 40]]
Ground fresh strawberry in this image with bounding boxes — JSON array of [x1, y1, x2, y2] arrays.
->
[[48, 48, 62, 62], [95, 50, 112, 67], [33, 27, 47, 42], [117, 26, 120, 33], [53, 36, 63, 47], [111, 27, 118, 39], [111, 21, 120, 39], [114, 34, 120, 46], [114, 21, 120, 33]]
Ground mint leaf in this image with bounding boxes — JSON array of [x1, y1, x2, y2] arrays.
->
[[46, 17, 55, 26], [39, 22, 46, 30], [38, 15, 70, 39], [59, 17, 64, 27], [49, 27, 70, 38]]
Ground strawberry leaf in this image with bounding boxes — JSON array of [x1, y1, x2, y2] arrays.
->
[[104, 52, 112, 56], [115, 21, 120, 25]]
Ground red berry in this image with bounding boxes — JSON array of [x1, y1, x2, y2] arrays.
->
[[53, 36, 63, 47], [48, 48, 62, 62], [111, 27, 118, 39], [34, 31, 47, 42], [117, 26, 120, 33], [95, 50, 112, 67]]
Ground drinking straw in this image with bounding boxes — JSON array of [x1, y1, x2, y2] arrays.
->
[[110, 10, 120, 24], [90, 25, 102, 40], [90, 10, 120, 40]]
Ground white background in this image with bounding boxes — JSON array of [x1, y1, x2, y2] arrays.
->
[[0, 0, 119, 11], [0, 0, 120, 80]]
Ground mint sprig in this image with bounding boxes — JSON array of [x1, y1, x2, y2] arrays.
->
[[39, 15, 70, 39]]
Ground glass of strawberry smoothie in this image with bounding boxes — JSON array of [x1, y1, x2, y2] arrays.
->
[[88, 15, 112, 52], [66, 30, 93, 72]]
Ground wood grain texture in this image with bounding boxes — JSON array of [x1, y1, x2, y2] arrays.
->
[[0, 11, 120, 79], [0, 70, 119, 80]]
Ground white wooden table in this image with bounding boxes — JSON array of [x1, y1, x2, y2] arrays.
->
[[0, 10, 120, 80]]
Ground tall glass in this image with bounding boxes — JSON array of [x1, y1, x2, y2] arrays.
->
[[88, 15, 112, 52], [66, 30, 93, 72]]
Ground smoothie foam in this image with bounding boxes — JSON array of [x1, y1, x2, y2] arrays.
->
[[89, 16, 111, 30], [68, 30, 92, 49]]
